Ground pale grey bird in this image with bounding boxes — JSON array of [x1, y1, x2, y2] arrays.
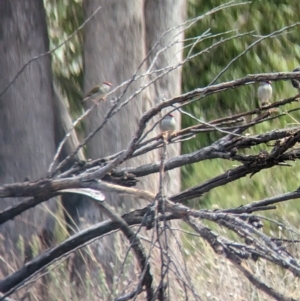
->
[[257, 81, 272, 107], [160, 113, 176, 134], [291, 67, 300, 92]]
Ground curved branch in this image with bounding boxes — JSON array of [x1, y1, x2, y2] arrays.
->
[[170, 152, 298, 203], [0, 180, 155, 226], [185, 218, 295, 301], [221, 188, 300, 214], [95, 200, 154, 301], [0, 205, 157, 295]]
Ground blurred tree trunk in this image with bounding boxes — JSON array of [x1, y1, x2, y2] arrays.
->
[[144, 0, 185, 195], [0, 0, 58, 286], [64, 0, 185, 298]]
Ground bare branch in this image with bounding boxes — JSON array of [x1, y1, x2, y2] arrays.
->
[[0, 180, 155, 226], [93, 199, 154, 301], [184, 218, 295, 301], [231, 262, 296, 301], [0, 6, 102, 99], [0, 205, 158, 296]]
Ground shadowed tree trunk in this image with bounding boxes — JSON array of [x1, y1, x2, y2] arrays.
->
[[0, 0, 58, 283], [63, 0, 185, 298]]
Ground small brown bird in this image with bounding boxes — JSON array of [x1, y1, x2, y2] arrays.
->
[[83, 81, 112, 103]]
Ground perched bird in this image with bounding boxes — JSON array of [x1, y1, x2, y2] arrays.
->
[[291, 67, 300, 92], [83, 81, 112, 103], [257, 81, 272, 107], [160, 113, 176, 138]]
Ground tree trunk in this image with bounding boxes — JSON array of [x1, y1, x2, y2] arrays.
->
[[0, 0, 57, 280], [65, 0, 185, 298], [144, 0, 186, 196]]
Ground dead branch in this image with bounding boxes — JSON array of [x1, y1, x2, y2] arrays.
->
[[94, 200, 154, 301]]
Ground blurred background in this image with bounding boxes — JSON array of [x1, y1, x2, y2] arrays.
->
[[181, 0, 300, 223], [46, 0, 300, 219], [41, 0, 300, 299]]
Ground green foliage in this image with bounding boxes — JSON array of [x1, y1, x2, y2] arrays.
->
[[182, 0, 300, 213], [44, 0, 84, 116]]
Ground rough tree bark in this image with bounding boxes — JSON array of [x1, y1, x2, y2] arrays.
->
[[0, 0, 57, 277], [63, 0, 185, 297]]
